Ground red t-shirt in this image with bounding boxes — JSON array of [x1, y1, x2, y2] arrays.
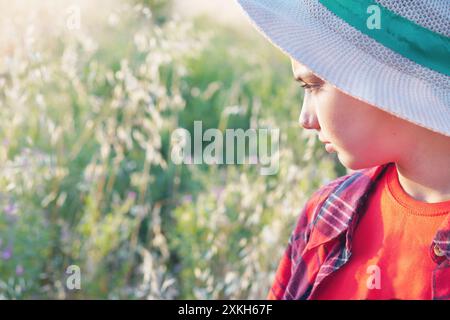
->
[[311, 163, 450, 299]]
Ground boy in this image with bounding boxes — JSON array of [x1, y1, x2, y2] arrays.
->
[[235, 0, 450, 299]]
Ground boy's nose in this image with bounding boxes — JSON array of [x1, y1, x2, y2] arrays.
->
[[299, 99, 320, 130]]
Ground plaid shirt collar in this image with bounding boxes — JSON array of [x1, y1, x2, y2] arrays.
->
[[306, 162, 450, 260]]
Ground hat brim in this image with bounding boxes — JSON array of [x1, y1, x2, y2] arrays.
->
[[236, 0, 450, 137]]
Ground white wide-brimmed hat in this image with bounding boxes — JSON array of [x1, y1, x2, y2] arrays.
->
[[235, 0, 450, 137]]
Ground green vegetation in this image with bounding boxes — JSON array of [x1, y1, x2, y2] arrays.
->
[[0, 0, 341, 299]]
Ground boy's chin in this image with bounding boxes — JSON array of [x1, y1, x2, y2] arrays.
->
[[337, 152, 384, 171]]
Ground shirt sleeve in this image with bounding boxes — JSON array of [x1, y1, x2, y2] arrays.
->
[[266, 176, 346, 300], [267, 244, 294, 299]]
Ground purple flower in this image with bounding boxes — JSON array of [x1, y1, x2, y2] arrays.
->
[[5, 202, 17, 213], [212, 187, 225, 199], [2, 247, 12, 260], [4, 202, 18, 223], [127, 191, 137, 201], [182, 195, 193, 204], [15, 265, 24, 276]]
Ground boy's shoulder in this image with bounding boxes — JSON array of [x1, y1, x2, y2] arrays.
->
[[292, 163, 392, 247], [307, 162, 392, 214]]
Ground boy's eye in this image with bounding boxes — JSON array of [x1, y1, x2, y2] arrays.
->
[[299, 81, 320, 91]]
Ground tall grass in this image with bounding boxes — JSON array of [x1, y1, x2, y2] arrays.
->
[[0, 0, 340, 299]]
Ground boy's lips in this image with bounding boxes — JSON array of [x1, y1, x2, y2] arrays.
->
[[325, 142, 336, 153], [318, 135, 335, 152]]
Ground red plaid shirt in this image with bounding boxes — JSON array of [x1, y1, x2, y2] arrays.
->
[[268, 163, 450, 300]]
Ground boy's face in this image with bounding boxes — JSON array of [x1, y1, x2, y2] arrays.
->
[[291, 58, 412, 170]]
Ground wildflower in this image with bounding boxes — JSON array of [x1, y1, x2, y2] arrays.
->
[[1, 247, 12, 260], [127, 191, 137, 201], [15, 265, 24, 276]]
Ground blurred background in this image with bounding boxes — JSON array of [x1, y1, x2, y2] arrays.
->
[[0, 0, 346, 299]]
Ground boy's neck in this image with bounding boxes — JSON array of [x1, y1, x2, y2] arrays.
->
[[395, 131, 450, 204]]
